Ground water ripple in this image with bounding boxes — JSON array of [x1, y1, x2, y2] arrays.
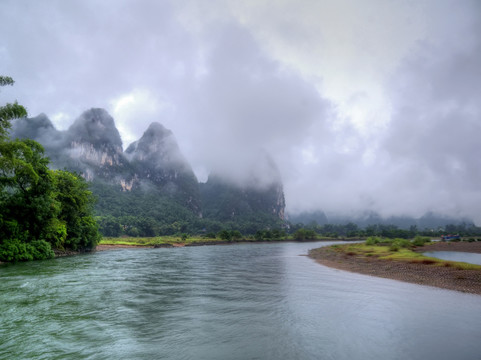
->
[[1, 242, 481, 359]]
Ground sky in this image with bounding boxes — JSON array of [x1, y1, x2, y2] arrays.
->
[[1, 0, 480, 222]]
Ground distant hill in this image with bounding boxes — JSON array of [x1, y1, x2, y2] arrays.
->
[[288, 210, 474, 231]]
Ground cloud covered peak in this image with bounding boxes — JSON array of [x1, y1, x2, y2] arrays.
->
[[68, 108, 123, 149]]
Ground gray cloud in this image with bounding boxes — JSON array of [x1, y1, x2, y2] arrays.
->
[[1, 0, 481, 223], [379, 24, 481, 221]]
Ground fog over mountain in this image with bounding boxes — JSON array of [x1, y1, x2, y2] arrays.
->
[[12, 109, 286, 224], [1, 0, 480, 223]]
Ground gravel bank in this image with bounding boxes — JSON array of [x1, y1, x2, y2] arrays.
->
[[309, 242, 481, 295]]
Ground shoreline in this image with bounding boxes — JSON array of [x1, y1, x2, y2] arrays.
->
[[308, 241, 481, 295], [95, 238, 343, 251]]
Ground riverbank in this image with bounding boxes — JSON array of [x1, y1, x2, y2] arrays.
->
[[309, 241, 481, 295], [95, 236, 352, 251]]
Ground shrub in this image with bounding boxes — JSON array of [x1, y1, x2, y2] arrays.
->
[[218, 230, 232, 241], [389, 239, 412, 251], [0, 238, 33, 262], [231, 230, 242, 241], [29, 240, 55, 260], [293, 228, 317, 241], [389, 243, 401, 252], [365, 236, 382, 245], [412, 236, 431, 247], [0, 239, 54, 262]]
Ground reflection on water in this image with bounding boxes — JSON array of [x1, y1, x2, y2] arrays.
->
[[1, 242, 481, 360], [423, 251, 481, 265]]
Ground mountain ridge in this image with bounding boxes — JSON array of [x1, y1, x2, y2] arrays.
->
[[11, 108, 287, 234]]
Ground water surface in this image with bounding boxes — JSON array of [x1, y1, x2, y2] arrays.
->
[[1, 242, 481, 360], [423, 251, 481, 265]]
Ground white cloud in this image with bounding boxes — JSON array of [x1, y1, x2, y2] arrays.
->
[[109, 89, 171, 147]]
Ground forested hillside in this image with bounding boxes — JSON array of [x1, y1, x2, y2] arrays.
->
[[11, 108, 287, 237]]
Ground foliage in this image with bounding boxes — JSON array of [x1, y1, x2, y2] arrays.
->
[[218, 229, 233, 241], [0, 76, 15, 87], [53, 170, 101, 250], [412, 236, 431, 247], [293, 228, 317, 241], [216, 230, 243, 241], [0, 238, 54, 262], [254, 228, 286, 241], [389, 239, 413, 252], [0, 76, 100, 262], [365, 236, 382, 245], [231, 230, 242, 240]]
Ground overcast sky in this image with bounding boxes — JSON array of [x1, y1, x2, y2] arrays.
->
[[1, 0, 480, 222]]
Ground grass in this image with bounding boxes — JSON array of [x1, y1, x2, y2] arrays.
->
[[100, 236, 226, 247], [100, 235, 348, 247], [328, 241, 481, 271]]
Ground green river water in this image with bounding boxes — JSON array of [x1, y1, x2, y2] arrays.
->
[[1, 241, 480, 359]]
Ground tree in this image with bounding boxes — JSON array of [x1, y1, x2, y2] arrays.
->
[[293, 228, 317, 241], [0, 76, 56, 261], [0, 76, 27, 139], [0, 76, 100, 261], [218, 229, 232, 241], [52, 170, 101, 250], [231, 230, 242, 241]]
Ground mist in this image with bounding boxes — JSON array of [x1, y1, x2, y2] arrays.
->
[[1, 0, 480, 223]]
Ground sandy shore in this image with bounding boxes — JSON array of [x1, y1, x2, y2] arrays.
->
[[309, 241, 481, 295]]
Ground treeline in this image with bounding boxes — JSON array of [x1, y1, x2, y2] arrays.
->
[[96, 212, 286, 238], [96, 211, 481, 240], [0, 77, 101, 262], [289, 221, 481, 239]]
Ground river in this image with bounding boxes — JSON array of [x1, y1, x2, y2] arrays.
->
[[1, 241, 480, 360]]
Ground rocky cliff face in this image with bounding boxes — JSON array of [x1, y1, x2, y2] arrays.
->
[[125, 122, 201, 214], [65, 109, 130, 180], [11, 109, 201, 214]]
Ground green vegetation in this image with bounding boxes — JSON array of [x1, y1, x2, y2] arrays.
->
[[0, 76, 101, 262], [255, 229, 287, 241], [93, 179, 289, 238], [100, 235, 226, 247], [289, 221, 481, 239], [326, 237, 481, 271], [293, 228, 317, 241]]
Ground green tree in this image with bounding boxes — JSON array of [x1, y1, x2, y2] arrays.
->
[[0, 76, 56, 261], [0, 76, 27, 139], [230, 230, 242, 241], [218, 229, 232, 241], [97, 215, 122, 237], [53, 170, 101, 250], [0, 76, 100, 261], [0, 139, 58, 240]]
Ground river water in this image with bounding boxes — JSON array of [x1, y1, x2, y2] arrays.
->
[[1, 241, 481, 360], [423, 251, 481, 266]]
